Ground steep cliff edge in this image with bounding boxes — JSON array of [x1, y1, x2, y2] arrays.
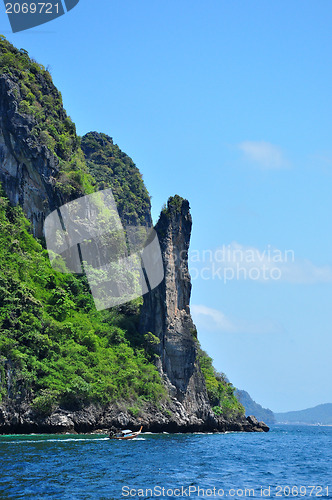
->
[[0, 35, 91, 237], [81, 131, 152, 228], [0, 37, 268, 434], [138, 196, 268, 432], [0, 73, 62, 236], [140, 196, 212, 425]]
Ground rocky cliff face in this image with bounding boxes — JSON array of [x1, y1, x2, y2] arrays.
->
[[0, 399, 269, 434], [0, 74, 62, 237], [81, 131, 152, 228], [139, 196, 216, 427], [0, 38, 269, 434], [0, 72, 153, 238]]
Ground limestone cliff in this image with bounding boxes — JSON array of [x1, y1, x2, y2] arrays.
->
[[0, 38, 269, 434], [0, 36, 90, 237], [140, 196, 213, 426], [81, 131, 152, 228], [0, 73, 62, 237]]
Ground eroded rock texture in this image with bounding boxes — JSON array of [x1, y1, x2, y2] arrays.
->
[[0, 74, 63, 237], [140, 197, 214, 427]]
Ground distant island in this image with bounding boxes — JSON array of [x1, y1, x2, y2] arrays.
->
[[236, 390, 332, 426], [235, 390, 276, 425], [275, 403, 332, 425]]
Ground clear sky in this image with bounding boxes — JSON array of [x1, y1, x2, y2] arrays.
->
[[2, 0, 332, 412]]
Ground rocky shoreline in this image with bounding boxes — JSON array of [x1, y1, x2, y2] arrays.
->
[[0, 400, 269, 435]]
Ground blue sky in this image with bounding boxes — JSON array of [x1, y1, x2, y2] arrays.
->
[[2, 0, 332, 412]]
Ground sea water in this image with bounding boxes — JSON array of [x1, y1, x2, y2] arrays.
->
[[0, 425, 331, 499]]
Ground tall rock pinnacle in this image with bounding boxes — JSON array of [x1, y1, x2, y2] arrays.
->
[[140, 195, 212, 422]]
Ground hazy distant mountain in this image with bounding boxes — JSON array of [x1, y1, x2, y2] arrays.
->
[[275, 403, 332, 425], [235, 390, 276, 425]]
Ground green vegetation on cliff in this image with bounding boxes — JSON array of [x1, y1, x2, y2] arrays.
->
[[161, 195, 185, 216], [0, 35, 93, 198], [0, 189, 164, 411], [81, 132, 151, 227], [0, 37, 160, 412], [198, 347, 245, 418], [0, 35, 77, 159]]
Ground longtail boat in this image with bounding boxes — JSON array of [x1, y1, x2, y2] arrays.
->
[[109, 426, 143, 440]]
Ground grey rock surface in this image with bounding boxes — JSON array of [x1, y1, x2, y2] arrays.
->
[[140, 198, 214, 427], [0, 74, 63, 237]]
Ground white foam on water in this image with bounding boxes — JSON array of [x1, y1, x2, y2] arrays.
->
[[2, 437, 110, 444]]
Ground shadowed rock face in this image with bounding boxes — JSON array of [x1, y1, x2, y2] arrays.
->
[[0, 75, 63, 237], [140, 197, 213, 423]]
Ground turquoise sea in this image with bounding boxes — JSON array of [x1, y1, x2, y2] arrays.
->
[[0, 425, 331, 499]]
